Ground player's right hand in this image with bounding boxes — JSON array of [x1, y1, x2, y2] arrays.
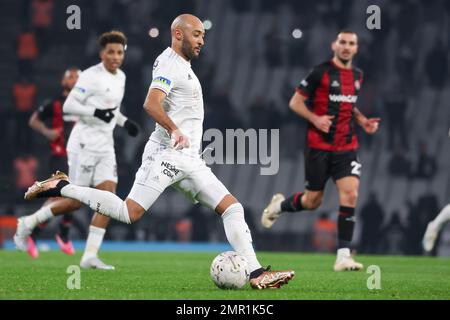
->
[[312, 115, 334, 133], [171, 129, 190, 150], [94, 107, 117, 123], [44, 128, 61, 141]]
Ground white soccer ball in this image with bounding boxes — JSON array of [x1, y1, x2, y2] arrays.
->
[[210, 251, 250, 289]]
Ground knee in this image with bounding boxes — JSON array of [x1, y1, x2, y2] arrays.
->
[[341, 189, 358, 206], [126, 199, 145, 223], [127, 208, 142, 224]]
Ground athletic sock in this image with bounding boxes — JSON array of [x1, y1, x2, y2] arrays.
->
[[337, 206, 355, 249], [433, 204, 450, 231], [82, 225, 106, 260], [23, 205, 54, 230], [337, 248, 351, 258], [58, 213, 73, 243], [30, 223, 46, 241], [221, 203, 262, 273], [61, 184, 131, 224], [280, 192, 304, 212], [249, 268, 265, 279]]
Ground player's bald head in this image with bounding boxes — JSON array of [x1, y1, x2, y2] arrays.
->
[[171, 14, 204, 35], [170, 14, 205, 61]]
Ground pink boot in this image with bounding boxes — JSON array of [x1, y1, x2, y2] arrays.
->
[[27, 236, 39, 259], [55, 234, 75, 255]]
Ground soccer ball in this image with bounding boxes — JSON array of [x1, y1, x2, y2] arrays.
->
[[210, 251, 250, 289]]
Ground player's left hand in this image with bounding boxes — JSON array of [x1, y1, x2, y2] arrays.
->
[[362, 118, 381, 134], [124, 119, 140, 137], [171, 129, 190, 150]]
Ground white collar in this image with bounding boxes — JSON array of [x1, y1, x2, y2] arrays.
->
[[99, 62, 119, 75], [166, 47, 191, 67]]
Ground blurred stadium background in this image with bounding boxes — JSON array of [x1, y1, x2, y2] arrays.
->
[[1, 0, 449, 257]]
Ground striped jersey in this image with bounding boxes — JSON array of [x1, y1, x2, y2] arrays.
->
[[296, 60, 363, 151]]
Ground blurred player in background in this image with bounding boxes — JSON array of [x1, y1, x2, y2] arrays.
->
[[26, 67, 80, 258], [423, 204, 450, 253], [20, 14, 295, 289], [423, 130, 450, 253], [15, 30, 140, 270], [262, 31, 380, 271]]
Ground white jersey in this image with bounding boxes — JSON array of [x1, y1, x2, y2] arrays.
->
[[65, 62, 126, 154], [148, 47, 204, 157]]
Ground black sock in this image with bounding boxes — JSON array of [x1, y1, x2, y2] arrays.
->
[[337, 206, 355, 249], [58, 213, 73, 243], [249, 267, 265, 279], [30, 223, 46, 241], [280, 192, 304, 212]]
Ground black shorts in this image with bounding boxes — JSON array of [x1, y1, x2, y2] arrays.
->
[[49, 155, 68, 174], [304, 148, 361, 191]]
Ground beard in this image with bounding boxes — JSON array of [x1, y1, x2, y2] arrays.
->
[[337, 54, 351, 65], [181, 40, 198, 60]]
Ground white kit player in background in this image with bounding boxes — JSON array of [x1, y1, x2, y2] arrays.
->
[[14, 31, 140, 270], [20, 14, 294, 289], [422, 129, 450, 253]]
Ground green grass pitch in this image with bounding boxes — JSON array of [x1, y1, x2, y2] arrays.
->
[[0, 251, 449, 300]]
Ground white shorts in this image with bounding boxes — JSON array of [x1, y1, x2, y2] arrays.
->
[[67, 150, 118, 187], [128, 141, 230, 211]]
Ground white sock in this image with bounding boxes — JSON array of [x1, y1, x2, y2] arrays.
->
[[221, 203, 262, 272], [433, 204, 450, 231], [23, 205, 54, 230], [82, 225, 105, 260], [337, 248, 351, 258], [61, 184, 131, 224]]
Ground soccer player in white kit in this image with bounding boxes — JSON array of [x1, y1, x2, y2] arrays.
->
[[14, 31, 140, 270], [21, 14, 294, 289], [422, 129, 450, 253]]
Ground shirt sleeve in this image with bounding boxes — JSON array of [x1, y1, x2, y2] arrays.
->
[[36, 99, 53, 120], [70, 71, 96, 104], [115, 110, 128, 127], [296, 66, 323, 98], [149, 58, 176, 95], [63, 71, 96, 116]]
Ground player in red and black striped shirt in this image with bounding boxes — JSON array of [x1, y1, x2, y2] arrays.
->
[[26, 67, 80, 258], [262, 31, 380, 271]]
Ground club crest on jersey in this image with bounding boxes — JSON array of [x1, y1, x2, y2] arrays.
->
[[354, 80, 361, 90]]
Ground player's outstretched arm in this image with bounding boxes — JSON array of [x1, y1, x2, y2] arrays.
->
[[63, 85, 117, 123], [143, 88, 190, 149], [63, 89, 96, 117], [64, 93, 117, 123], [289, 92, 334, 133], [353, 107, 380, 135], [28, 111, 61, 141]]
